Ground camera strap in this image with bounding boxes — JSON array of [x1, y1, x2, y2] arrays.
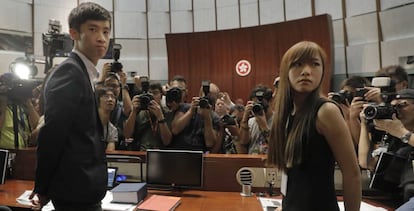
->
[[145, 111, 157, 136], [11, 104, 19, 148]]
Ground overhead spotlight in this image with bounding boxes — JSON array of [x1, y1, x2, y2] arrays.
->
[[9, 55, 38, 80]]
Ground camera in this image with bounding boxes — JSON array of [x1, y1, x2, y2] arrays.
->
[[110, 43, 123, 73], [137, 76, 153, 110], [166, 87, 182, 103], [331, 90, 353, 104], [364, 104, 396, 120], [0, 73, 37, 102], [42, 19, 72, 71], [138, 93, 154, 110], [221, 114, 236, 126], [354, 88, 367, 99], [252, 90, 269, 115], [199, 80, 210, 109]]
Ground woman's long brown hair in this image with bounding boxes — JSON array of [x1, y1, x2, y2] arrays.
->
[[267, 41, 327, 171]]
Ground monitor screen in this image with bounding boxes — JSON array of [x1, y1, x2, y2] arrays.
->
[[107, 167, 118, 189], [146, 149, 203, 189]]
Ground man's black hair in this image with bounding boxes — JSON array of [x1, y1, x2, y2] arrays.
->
[[170, 75, 187, 85], [249, 85, 273, 101], [375, 65, 408, 83], [340, 75, 370, 89], [95, 87, 115, 105], [68, 2, 112, 32], [149, 83, 163, 94]]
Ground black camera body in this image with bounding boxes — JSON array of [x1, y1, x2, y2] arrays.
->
[[331, 90, 353, 104], [138, 93, 154, 110], [199, 80, 211, 109], [166, 87, 182, 103], [199, 96, 210, 109], [221, 114, 236, 126], [364, 104, 396, 120], [110, 44, 123, 73], [355, 88, 368, 99], [252, 90, 269, 115], [137, 76, 153, 110]]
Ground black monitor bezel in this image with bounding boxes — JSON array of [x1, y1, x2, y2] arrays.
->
[[145, 149, 204, 190]]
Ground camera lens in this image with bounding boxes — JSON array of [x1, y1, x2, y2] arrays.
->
[[364, 105, 377, 120], [252, 103, 263, 115], [221, 114, 236, 125], [199, 97, 210, 109], [166, 87, 182, 103], [139, 93, 153, 110]]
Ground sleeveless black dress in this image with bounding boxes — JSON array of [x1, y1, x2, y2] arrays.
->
[[282, 99, 340, 211]]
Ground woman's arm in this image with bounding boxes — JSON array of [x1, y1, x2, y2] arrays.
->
[[317, 102, 361, 211]]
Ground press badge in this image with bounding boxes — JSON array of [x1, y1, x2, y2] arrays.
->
[[281, 171, 287, 196]]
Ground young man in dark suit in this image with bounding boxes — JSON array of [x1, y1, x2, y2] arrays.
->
[[30, 2, 111, 211]]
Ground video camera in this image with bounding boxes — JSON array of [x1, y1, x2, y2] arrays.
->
[[42, 19, 72, 72], [110, 43, 123, 73], [0, 73, 37, 102], [363, 77, 397, 120], [199, 80, 210, 109], [137, 76, 153, 110]]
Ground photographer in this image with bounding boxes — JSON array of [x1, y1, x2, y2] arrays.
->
[[0, 73, 39, 149], [328, 76, 382, 146], [359, 89, 414, 204], [95, 87, 118, 151], [167, 81, 220, 152], [124, 82, 172, 150], [211, 98, 241, 154], [98, 63, 132, 150], [239, 85, 273, 154]]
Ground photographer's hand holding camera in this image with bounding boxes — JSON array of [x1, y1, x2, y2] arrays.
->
[[211, 98, 240, 153], [239, 86, 273, 155], [373, 93, 414, 146], [101, 63, 132, 117], [124, 82, 172, 150], [196, 96, 218, 148]]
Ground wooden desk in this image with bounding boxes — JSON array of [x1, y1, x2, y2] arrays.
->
[[0, 180, 396, 210]]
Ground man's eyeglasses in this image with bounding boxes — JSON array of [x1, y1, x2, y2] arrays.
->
[[101, 94, 116, 100]]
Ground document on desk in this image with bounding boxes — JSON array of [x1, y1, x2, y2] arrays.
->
[[258, 197, 281, 211], [16, 190, 54, 211], [338, 201, 387, 211], [17, 190, 136, 211], [257, 198, 387, 211]]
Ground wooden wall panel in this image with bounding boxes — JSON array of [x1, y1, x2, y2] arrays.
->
[[230, 29, 256, 101], [166, 14, 333, 103]]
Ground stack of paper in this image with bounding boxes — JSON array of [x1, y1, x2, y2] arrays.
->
[[137, 194, 181, 211]]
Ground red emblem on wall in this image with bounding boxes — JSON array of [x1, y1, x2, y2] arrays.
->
[[236, 60, 251, 76]]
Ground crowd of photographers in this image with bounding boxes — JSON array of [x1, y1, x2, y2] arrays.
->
[[1, 57, 414, 208], [328, 65, 414, 210]]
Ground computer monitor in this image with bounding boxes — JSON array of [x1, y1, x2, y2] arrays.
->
[[146, 149, 203, 190], [0, 149, 9, 185], [107, 167, 118, 189]]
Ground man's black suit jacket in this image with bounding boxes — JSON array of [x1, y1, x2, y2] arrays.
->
[[34, 53, 107, 204]]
